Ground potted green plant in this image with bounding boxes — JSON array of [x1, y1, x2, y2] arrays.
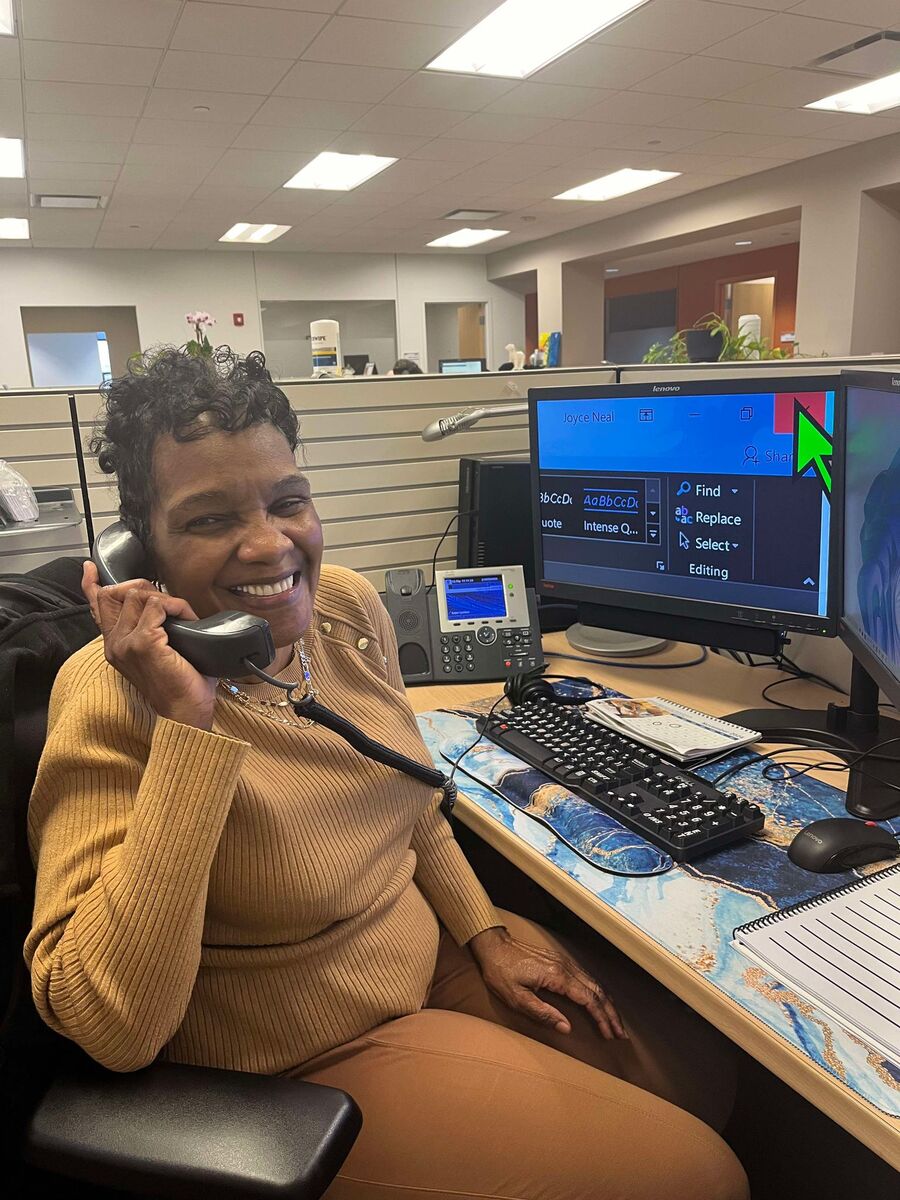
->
[[643, 312, 792, 364]]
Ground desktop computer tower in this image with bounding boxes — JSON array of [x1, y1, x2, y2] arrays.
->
[[456, 455, 576, 632]]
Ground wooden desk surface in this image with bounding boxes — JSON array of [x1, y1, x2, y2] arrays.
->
[[407, 636, 900, 1169]]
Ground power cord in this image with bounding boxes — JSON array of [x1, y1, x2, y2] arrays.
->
[[427, 509, 476, 594], [711, 735, 900, 794]]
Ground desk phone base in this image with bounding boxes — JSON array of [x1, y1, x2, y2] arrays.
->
[[479, 703, 764, 862]]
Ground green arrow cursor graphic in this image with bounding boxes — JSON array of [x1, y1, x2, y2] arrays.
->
[[793, 400, 833, 495]]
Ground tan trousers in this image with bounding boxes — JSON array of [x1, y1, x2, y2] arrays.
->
[[300, 910, 750, 1200]]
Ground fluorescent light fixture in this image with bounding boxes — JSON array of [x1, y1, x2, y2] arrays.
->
[[219, 222, 291, 244], [735, 240, 753, 246], [806, 69, 900, 116], [33, 194, 105, 209], [0, 218, 29, 239], [427, 227, 509, 248], [555, 168, 680, 201], [0, 0, 14, 37], [444, 208, 504, 221], [0, 138, 24, 179], [427, 0, 650, 79], [605, 267, 620, 273], [283, 151, 396, 191]]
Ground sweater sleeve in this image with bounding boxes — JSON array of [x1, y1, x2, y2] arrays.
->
[[24, 665, 248, 1072], [358, 576, 502, 945]]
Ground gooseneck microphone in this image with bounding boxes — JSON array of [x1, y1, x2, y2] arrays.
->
[[420, 402, 528, 442]]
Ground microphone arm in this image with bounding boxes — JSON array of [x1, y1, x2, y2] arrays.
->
[[421, 402, 528, 442]]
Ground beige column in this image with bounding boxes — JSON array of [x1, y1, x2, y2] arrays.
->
[[561, 259, 607, 366]]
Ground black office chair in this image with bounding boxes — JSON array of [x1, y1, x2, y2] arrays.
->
[[0, 558, 361, 1198]]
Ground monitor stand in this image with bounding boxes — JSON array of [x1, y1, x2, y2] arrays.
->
[[566, 623, 667, 657], [727, 659, 900, 820]]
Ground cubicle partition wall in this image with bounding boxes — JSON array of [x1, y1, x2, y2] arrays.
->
[[0, 367, 617, 590], [618, 355, 900, 384]]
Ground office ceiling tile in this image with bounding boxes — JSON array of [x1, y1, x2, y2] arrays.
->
[[245, 192, 334, 222], [171, 2, 328, 58], [180, 184, 276, 213], [275, 61, 410, 104], [633, 54, 775, 99], [0, 178, 27, 201], [23, 41, 163, 86], [339, 2, 495, 26], [528, 120, 710, 151], [231, 124, 335, 152], [28, 174, 116, 197], [744, 135, 854, 159], [349, 105, 464, 137], [0, 37, 20, 80], [153, 227, 219, 249], [251, 96, 370, 130], [701, 15, 879, 68], [142, 88, 265, 124], [125, 143, 224, 172], [533, 43, 685, 89], [29, 159, 120, 181], [27, 139, 130, 164], [191, 0, 341, 10], [29, 208, 104, 246], [132, 118, 243, 148], [596, 0, 769, 54], [444, 112, 559, 142], [577, 91, 704, 126], [24, 81, 148, 118], [721, 68, 865, 109], [383, 72, 515, 112], [26, 112, 138, 142], [662, 99, 857, 138], [484, 83, 613, 119], [0, 76, 23, 123], [301, 16, 457, 69], [155, 50, 291, 95], [327, 130, 433, 156], [789, 0, 900, 25], [406, 137, 505, 163], [202, 147, 309, 189], [21, 0, 181, 47]]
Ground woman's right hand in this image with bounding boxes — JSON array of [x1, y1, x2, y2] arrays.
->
[[82, 560, 217, 731]]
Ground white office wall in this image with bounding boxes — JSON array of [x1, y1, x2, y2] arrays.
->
[[425, 303, 461, 373], [0, 248, 525, 389]]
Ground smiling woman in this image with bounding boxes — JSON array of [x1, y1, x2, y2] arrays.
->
[[23, 346, 747, 1200]]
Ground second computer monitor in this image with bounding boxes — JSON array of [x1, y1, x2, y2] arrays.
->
[[439, 358, 486, 374], [529, 374, 843, 645]]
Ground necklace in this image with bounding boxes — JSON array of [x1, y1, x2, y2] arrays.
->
[[219, 636, 318, 727]]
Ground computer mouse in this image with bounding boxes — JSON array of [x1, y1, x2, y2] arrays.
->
[[788, 818, 900, 874]]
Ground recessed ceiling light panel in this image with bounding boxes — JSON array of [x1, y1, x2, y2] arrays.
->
[[444, 208, 503, 221], [32, 194, 106, 209], [734, 240, 753, 246], [427, 227, 510, 248], [0, 218, 29, 239], [0, 1, 14, 37], [0, 138, 24, 179], [283, 151, 396, 191], [427, 0, 650, 79], [555, 168, 680, 201], [220, 222, 291, 244], [807, 69, 900, 115]]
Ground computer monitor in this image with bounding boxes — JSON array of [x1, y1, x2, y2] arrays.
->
[[530, 375, 843, 660], [343, 354, 369, 375], [439, 358, 486, 374], [836, 371, 900, 818]]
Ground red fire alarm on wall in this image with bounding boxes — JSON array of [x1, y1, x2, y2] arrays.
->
[[233, 312, 245, 327]]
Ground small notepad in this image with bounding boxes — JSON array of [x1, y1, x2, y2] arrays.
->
[[584, 696, 759, 764], [733, 863, 900, 1065]]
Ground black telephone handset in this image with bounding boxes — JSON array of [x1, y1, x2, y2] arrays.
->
[[91, 523, 457, 814], [92, 523, 276, 679]]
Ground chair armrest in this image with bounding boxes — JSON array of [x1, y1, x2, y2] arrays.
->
[[24, 1058, 362, 1199]]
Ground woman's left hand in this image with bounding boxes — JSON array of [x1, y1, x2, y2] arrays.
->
[[468, 926, 627, 1041]]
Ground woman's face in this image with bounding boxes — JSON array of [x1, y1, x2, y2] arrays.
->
[[149, 422, 323, 649]]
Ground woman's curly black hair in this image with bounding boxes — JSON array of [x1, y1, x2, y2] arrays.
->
[[89, 346, 300, 547]]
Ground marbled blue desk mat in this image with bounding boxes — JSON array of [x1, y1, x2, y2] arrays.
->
[[416, 698, 900, 1118]]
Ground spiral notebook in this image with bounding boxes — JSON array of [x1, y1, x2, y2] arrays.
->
[[584, 696, 759, 763], [733, 863, 900, 1065]]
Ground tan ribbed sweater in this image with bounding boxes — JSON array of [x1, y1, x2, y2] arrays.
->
[[25, 564, 499, 1075]]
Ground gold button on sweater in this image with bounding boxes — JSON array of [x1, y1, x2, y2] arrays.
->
[[24, 564, 499, 1074]]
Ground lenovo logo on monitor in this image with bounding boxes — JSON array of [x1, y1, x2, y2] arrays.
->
[[651, 385, 681, 393]]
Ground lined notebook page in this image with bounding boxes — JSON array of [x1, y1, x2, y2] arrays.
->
[[734, 867, 900, 1064]]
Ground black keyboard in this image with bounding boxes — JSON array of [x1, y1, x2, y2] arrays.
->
[[477, 702, 764, 862]]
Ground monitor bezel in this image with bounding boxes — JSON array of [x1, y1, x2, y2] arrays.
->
[[838, 369, 900, 710], [529, 373, 845, 639], [438, 358, 487, 374]]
